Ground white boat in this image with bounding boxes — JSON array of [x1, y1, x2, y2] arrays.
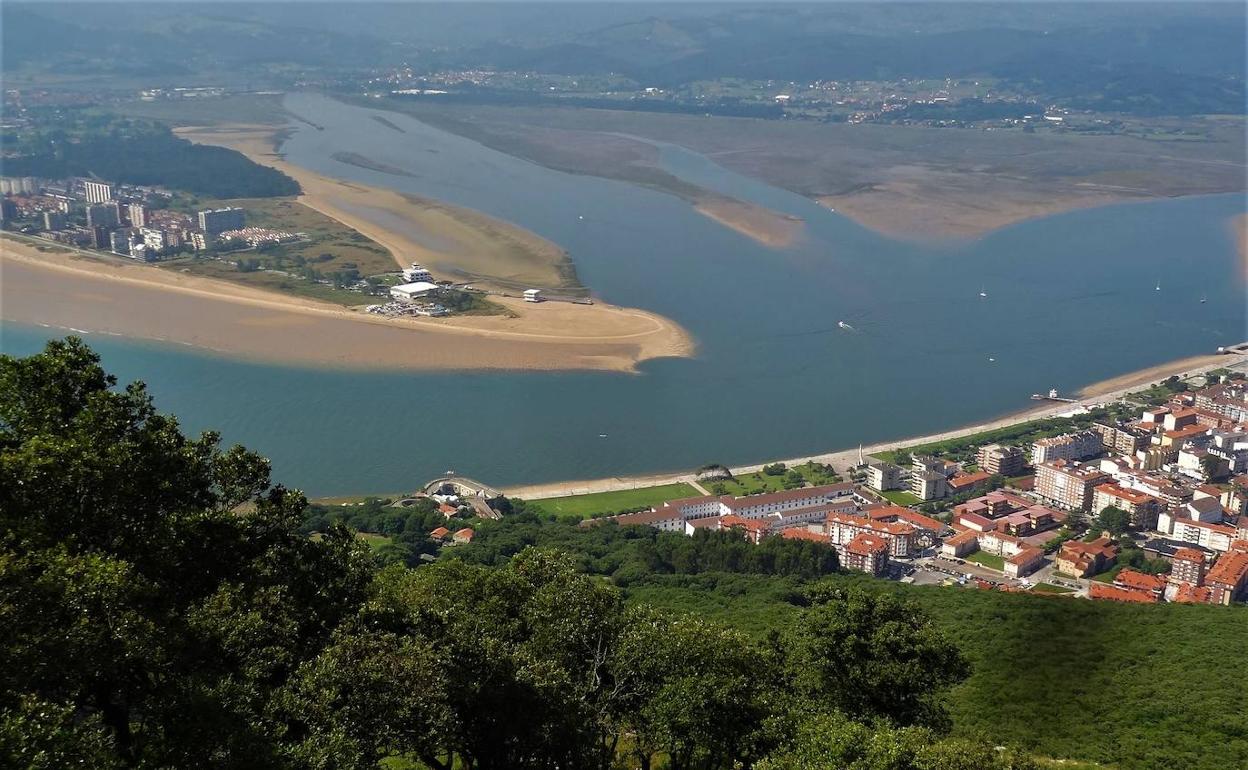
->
[[979, 287, 988, 298], [1200, 295, 1207, 304], [837, 320, 852, 330], [1155, 283, 1161, 291]]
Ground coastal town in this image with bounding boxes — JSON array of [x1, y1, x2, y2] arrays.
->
[[402, 366, 1248, 607], [594, 373, 1248, 604]]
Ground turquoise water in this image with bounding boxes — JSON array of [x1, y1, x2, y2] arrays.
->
[[3, 94, 1244, 495]]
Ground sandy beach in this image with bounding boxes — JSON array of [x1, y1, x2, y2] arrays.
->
[[507, 352, 1248, 499], [1, 237, 692, 372]]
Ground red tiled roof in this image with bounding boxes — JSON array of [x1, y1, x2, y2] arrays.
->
[[1172, 547, 1206, 564], [1089, 582, 1158, 604], [869, 505, 946, 532], [1206, 547, 1248, 587], [1173, 583, 1216, 604], [1006, 546, 1044, 565], [846, 532, 889, 556], [452, 528, 475, 542], [781, 528, 832, 543], [429, 527, 450, 538], [1113, 569, 1166, 593], [720, 482, 852, 512], [943, 530, 980, 546], [949, 470, 993, 490], [1094, 483, 1157, 507]]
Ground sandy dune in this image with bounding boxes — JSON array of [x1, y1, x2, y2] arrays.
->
[[1, 238, 692, 372]]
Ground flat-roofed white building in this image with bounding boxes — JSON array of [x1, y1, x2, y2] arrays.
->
[[390, 281, 440, 301]]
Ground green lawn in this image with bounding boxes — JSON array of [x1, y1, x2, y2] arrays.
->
[[709, 462, 842, 497], [965, 551, 1005, 571], [1091, 565, 1123, 583], [1032, 583, 1075, 594], [881, 489, 923, 506], [356, 532, 393, 551], [530, 483, 700, 519]]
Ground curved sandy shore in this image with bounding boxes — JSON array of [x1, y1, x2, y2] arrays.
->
[[1, 237, 693, 372]]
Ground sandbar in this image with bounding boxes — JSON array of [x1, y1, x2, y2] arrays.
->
[[694, 196, 804, 248], [176, 125, 581, 293], [817, 184, 1134, 242], [1230, 212, 1248, 277], [1, 237, 693, 372]]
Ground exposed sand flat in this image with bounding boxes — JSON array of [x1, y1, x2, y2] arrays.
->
[[176, 125, 580, 293], [817, 183, 1134, 241], [506, 354, 1248, 500], [1, 238, 693, 372], [693, 197, 804, 248], [1231, 212, 1248, 277]]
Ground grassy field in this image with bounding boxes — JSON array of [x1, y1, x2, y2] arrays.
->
[[625, 574, 1248, 770], [708, 462, 842, 496], [530, 483, 701, 519], [965, 551, 1005, 571], [881, 489, 923, 506], [152, 195, 400, 306], [1032, 583, 1075, 594]]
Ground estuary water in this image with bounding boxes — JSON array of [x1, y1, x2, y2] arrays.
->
[[4, 93, 1244, 495]]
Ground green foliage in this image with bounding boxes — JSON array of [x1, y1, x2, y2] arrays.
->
[[758, 712, 1038, 770], [528, 482, 701, 519], [1, 338, 976, 770], [1095, 506, 1131, 536], [447, 514, 840, 583], [785, 588, 971, 731], [1, 112, 299, 198]]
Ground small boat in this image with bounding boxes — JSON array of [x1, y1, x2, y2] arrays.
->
[[598, 433, 608, 438], [988, 357, 995, 362], [1200, 295, 1207, 304], [578, 215, 584, 220], [979, 287, 988, 298], [1155, 283, 1161, 291], [837, 320, 853, 330]]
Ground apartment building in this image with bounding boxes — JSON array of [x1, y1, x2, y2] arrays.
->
[[1056, 536, 1118, 577], [83, 180, 113, 204], [866, 462, 903, 492], [910, 470, 948, 501], [1169, 547, 1207, 586], [1091, 483, 1161, 529], [1093, 422, 1151, 455], [977, 444, 1025, 477], [824, 512, 916, 557], [1205, 544, 1248, 605], [843, 533, 890, 576], [1031, 430, 1102, 465], [1035, 460, 1109, 512]]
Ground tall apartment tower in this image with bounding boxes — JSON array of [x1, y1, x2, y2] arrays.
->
[[127, 203, 148, 228], [84, 181, 114, 204]]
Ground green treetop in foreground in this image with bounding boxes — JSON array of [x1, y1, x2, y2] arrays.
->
[[2, 338, 1039, 769]]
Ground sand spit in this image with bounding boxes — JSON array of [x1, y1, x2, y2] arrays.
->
[[694, 196, 804, 248], [1, 238, 693, 372], [176, 125, 581, 293]]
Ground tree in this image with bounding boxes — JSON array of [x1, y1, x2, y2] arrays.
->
[[784, 587, 971, 731], [1096, 506, 1131, 536], [758, 713, 1039, 770], [1199, 454, 1227, 481], [0, 337, 376, 767]]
